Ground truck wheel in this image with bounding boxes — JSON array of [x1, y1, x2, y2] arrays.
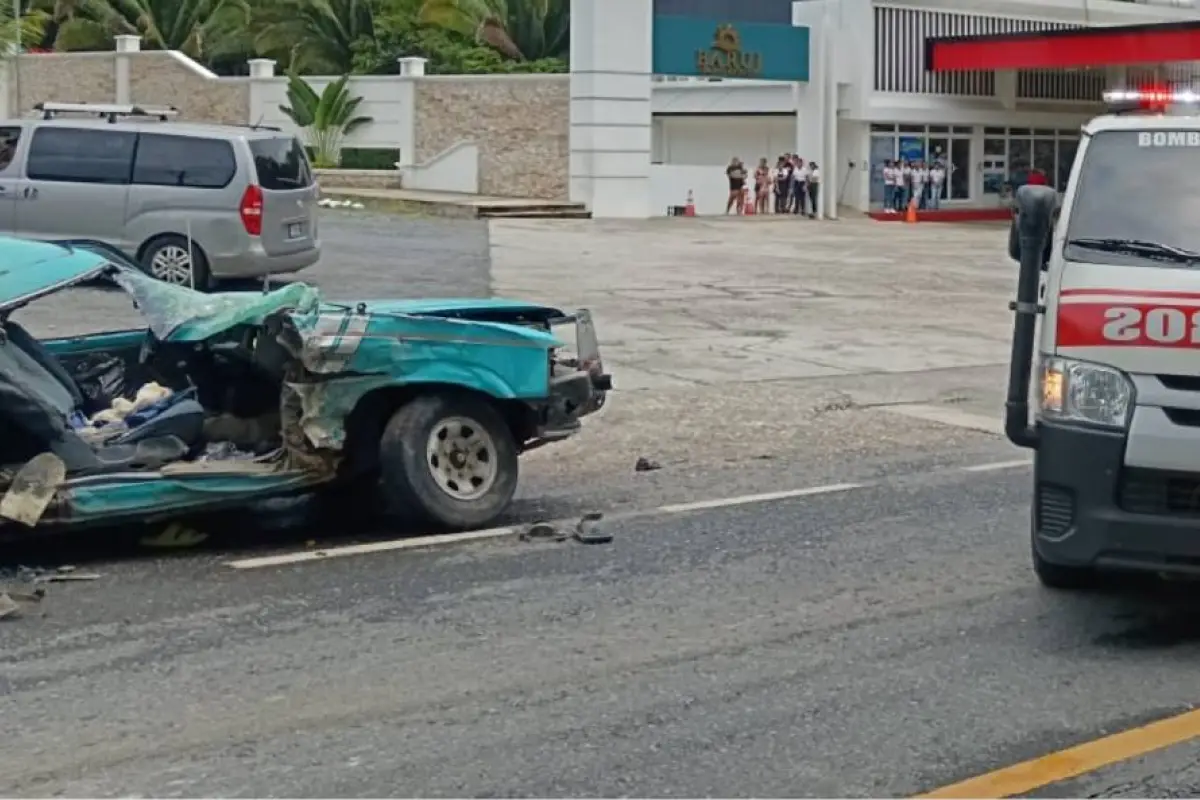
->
[[1031, 536, 1101, 591], [379, 393, 519, 529]]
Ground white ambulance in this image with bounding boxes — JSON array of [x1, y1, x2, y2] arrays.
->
[[1008, 88, 1200, 590]]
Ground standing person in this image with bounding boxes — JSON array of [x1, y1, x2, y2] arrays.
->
[[882, 159, 897, 213], [791, 156, 807, 215], [725, 157, 747, 214], [806, 161, 821, 219], [754, 157, 771, 215], [928, 161, 946, 209], [899, 160, 913, 210], [774, 155, 792, 214], [912, 160, 929, 209]]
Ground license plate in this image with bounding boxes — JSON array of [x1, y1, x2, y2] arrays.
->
[[287, 222, 304, 239]]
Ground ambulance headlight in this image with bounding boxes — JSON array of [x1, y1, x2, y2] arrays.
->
[[1039, 356, 1134, 428]]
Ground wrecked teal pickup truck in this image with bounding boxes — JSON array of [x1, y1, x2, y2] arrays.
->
[[0, 237, 609, 535]]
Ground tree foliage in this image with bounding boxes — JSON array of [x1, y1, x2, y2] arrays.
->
[[279, 73, 372, 166], [31, 0, 569, 75]]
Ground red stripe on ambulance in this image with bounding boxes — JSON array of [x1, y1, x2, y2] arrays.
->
[[1058, 302, 1200, 347]]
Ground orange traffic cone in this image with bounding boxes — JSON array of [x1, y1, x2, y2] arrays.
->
[[905, 197, 918, 223], [684, 190, 696, 217], [743, 186, 755, 215]]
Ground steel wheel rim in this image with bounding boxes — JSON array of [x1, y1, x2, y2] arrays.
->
[[425, 416, 498, 502], [149, 245, 193, 285]]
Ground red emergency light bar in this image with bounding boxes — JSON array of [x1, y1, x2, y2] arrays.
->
[[1103, 85, 1200, 112]]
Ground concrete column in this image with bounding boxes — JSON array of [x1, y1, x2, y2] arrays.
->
[[395, 58, 426, 168], [398, 57, 427, 77], [996, 70, 1017, 111], [114, 35, 140, 105], [569, 0, 653, 218]]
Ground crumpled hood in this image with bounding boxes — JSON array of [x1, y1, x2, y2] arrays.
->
[[113, 269, 321, 342], [324, 297, 566, 324]]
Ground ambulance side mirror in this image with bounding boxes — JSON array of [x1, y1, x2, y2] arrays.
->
[[1009, 187, 1057, 271]]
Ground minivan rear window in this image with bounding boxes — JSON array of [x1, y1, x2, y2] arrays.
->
[[249, 137, 313, 190]]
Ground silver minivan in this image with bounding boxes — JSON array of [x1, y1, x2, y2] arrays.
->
[[0, 103, 321, 289]]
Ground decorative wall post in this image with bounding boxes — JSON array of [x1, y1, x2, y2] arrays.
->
[[247, 58, 276, 126], [114, 34, 141, 105]]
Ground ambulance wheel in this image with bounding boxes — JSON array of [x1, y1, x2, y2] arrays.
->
[[379, 392, 519, 530]]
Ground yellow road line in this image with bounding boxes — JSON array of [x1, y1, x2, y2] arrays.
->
[[915, 706, 1200, 798]]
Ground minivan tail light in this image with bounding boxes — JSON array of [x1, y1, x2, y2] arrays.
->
[[240, 184, 263, 236]]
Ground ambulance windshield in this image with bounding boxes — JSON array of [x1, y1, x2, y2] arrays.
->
[[1064, 129, 1200, 266]]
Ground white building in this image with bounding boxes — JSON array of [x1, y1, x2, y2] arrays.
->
[[627, 0, 1200, 217]]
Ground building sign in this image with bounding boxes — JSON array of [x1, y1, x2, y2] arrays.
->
[[653, 15, 809, 82], [697, 24, 763, 77]]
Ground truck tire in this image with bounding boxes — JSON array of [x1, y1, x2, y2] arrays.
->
[[1031, 534, 1101, 591], [379, 392, 519, 530]]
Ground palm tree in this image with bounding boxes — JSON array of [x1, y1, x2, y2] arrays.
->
[[418, 0, 567, 62], [252, 0, 377, 75], [40, 0, 249, 60], [279, 73, 372, 166]]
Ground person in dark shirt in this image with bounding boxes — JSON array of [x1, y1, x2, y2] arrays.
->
[[774, 155, 792, 214], [725, 157, 747, 214]]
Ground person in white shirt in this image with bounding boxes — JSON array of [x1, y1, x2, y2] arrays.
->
[[928, 162, 946, 209], [900, 161, 913, 209], [882, 160, 898, 213], [806, 161, 821, 219], [911, 161, 928, 210]]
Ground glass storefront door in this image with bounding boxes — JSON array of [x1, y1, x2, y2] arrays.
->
[[868, 123, 974, 208], [948, 138, 970, 200]]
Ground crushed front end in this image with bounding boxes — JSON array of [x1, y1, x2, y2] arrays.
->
[[531, 310, 612, 449]]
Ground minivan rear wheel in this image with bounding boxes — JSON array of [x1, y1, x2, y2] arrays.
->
[[141, 235, 212, 290]]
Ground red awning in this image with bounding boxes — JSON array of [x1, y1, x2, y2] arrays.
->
[[926, 20, 1200, 72]]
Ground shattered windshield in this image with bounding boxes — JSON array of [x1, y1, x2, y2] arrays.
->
[[111, 269, 320, 341]]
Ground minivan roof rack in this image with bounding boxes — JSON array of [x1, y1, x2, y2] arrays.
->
[[33, 101, 179, 123]]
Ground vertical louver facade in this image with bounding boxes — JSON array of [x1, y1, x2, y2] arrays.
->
[[873, 6, 1107, 100]]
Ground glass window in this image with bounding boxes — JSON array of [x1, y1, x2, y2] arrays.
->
[[984, 138, 1006, 157], [952, 126, 973, 134], [1033, 129, 1056, 136], [898, 124, 924, 133], [927, 125, 950, 133], [132, 133, 236, 188], [984, 127, 1006, 135], [0, 126, 20, 171], [249, 137, 313, 190], [27, 127, 135, 184], [1008, 127, 1031, 136], [1064, 130, 1200, 261], [870, 123, 896, 132], [1058, 129, 1079, 136]]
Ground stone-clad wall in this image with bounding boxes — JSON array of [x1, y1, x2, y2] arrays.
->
[[413, 75, 569, 201], [3, 50, 570, 201]]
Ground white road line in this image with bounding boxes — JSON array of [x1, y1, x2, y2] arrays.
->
[[961, 458, 1032, 472], [226, 526, 522, 569], [657, 482, 864, 514], [225, 482, 865, 570], [224, 462, 1024, 571]]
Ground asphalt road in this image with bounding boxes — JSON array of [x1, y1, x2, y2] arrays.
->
[[6, 434, 1200, 797], [7, 214, 1200, 797]]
